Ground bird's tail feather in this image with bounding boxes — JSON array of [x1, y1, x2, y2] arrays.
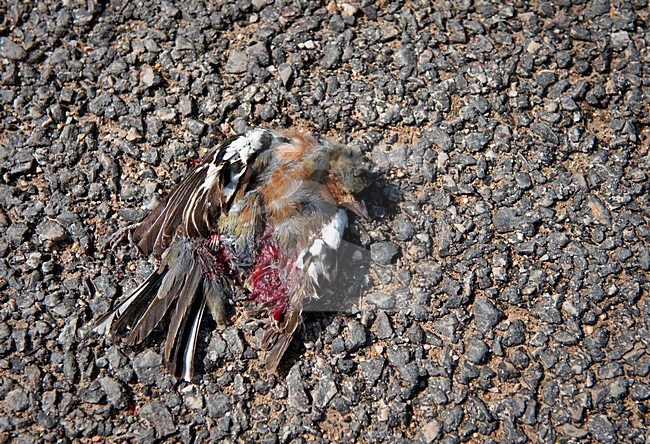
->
[[124, 247, 194, 346], [92, 271, 164, 337], [163, 263, 202, 378], [261, 301, 303, 373], [167, 293, 206, 381], [262, 330, 293, 373], [94, 238, 225, 381]]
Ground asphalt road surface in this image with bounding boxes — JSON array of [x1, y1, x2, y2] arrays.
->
[[0, 0, 648, 442]]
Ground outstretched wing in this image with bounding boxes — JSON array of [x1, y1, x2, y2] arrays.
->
[[257, 208, 349, 372], [132, 129, 283, 257]]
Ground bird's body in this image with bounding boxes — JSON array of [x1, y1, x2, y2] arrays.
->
[[94, 128, 367, 380]]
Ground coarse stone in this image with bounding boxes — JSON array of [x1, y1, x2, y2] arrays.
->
[[370, 242, 400, 264], [473, 299, 504, 334]]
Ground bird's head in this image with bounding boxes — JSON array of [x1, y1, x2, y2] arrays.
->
[[326, 142, 370, 219]]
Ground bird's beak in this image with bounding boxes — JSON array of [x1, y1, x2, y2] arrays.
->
[[344, 198, 369, 220]]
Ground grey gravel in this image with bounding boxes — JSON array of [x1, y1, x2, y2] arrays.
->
[[503, 320, 527, 347], [132, 350, 162, 385], [5, 388, 30, 412], [473, 299, 504, 334], [465, 338, 490, 365], [365, 292, 396, 309], [185, 118, 206, 136], [374, 310, 394, 339], [370, 242, 400, 264], [278, 63, 293, 86], [225, 50, 249, 74], [286, 364, 309, 413], [98, 376, 123, 406], [36, 220, 67, 242], [311, 371, 337, 408], [321, 43, 341, 69], [587, 415, 617, 444], [140, 401, 177, 438], [345, 319, 366, 351], [0, 36, 27, 60], [359, 356, 385, 387]]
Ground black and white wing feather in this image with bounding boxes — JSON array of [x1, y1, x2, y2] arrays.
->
[[131, 129, 280, 257]]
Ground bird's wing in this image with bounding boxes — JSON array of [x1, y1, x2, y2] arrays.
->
[[295, 208, 348, 284], [255, 208, 349, 372], [131, 129, 283, 257]]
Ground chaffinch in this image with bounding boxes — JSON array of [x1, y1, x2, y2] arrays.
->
[[94, 128, 368, 380]]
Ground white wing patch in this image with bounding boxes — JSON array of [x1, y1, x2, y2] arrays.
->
[[221, 168, 246, 201], [307, 263, 319, 283], [223, 128, 268, 163], [220, 129, 273, 202], [309, 239, 324, 257], [296, 209, 348, 284], [199, 162, 222, 192], [321, 209, 347, 250]]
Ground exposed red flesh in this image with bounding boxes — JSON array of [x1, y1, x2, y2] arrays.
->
[[194, 235, 241, 283], [247, 236, 291, 322]]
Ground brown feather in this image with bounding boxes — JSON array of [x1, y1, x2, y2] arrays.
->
[[167, 296, 206, 380], [133, 164, 214, 256], [93, 271, 163, 337], [263, 332, 293, 373], [163, 264, 203, 365], [262, 287, 305, 372], [203, 279, 226, 324], [123, 246, 194, 346], [108, 272, 163, 337]]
